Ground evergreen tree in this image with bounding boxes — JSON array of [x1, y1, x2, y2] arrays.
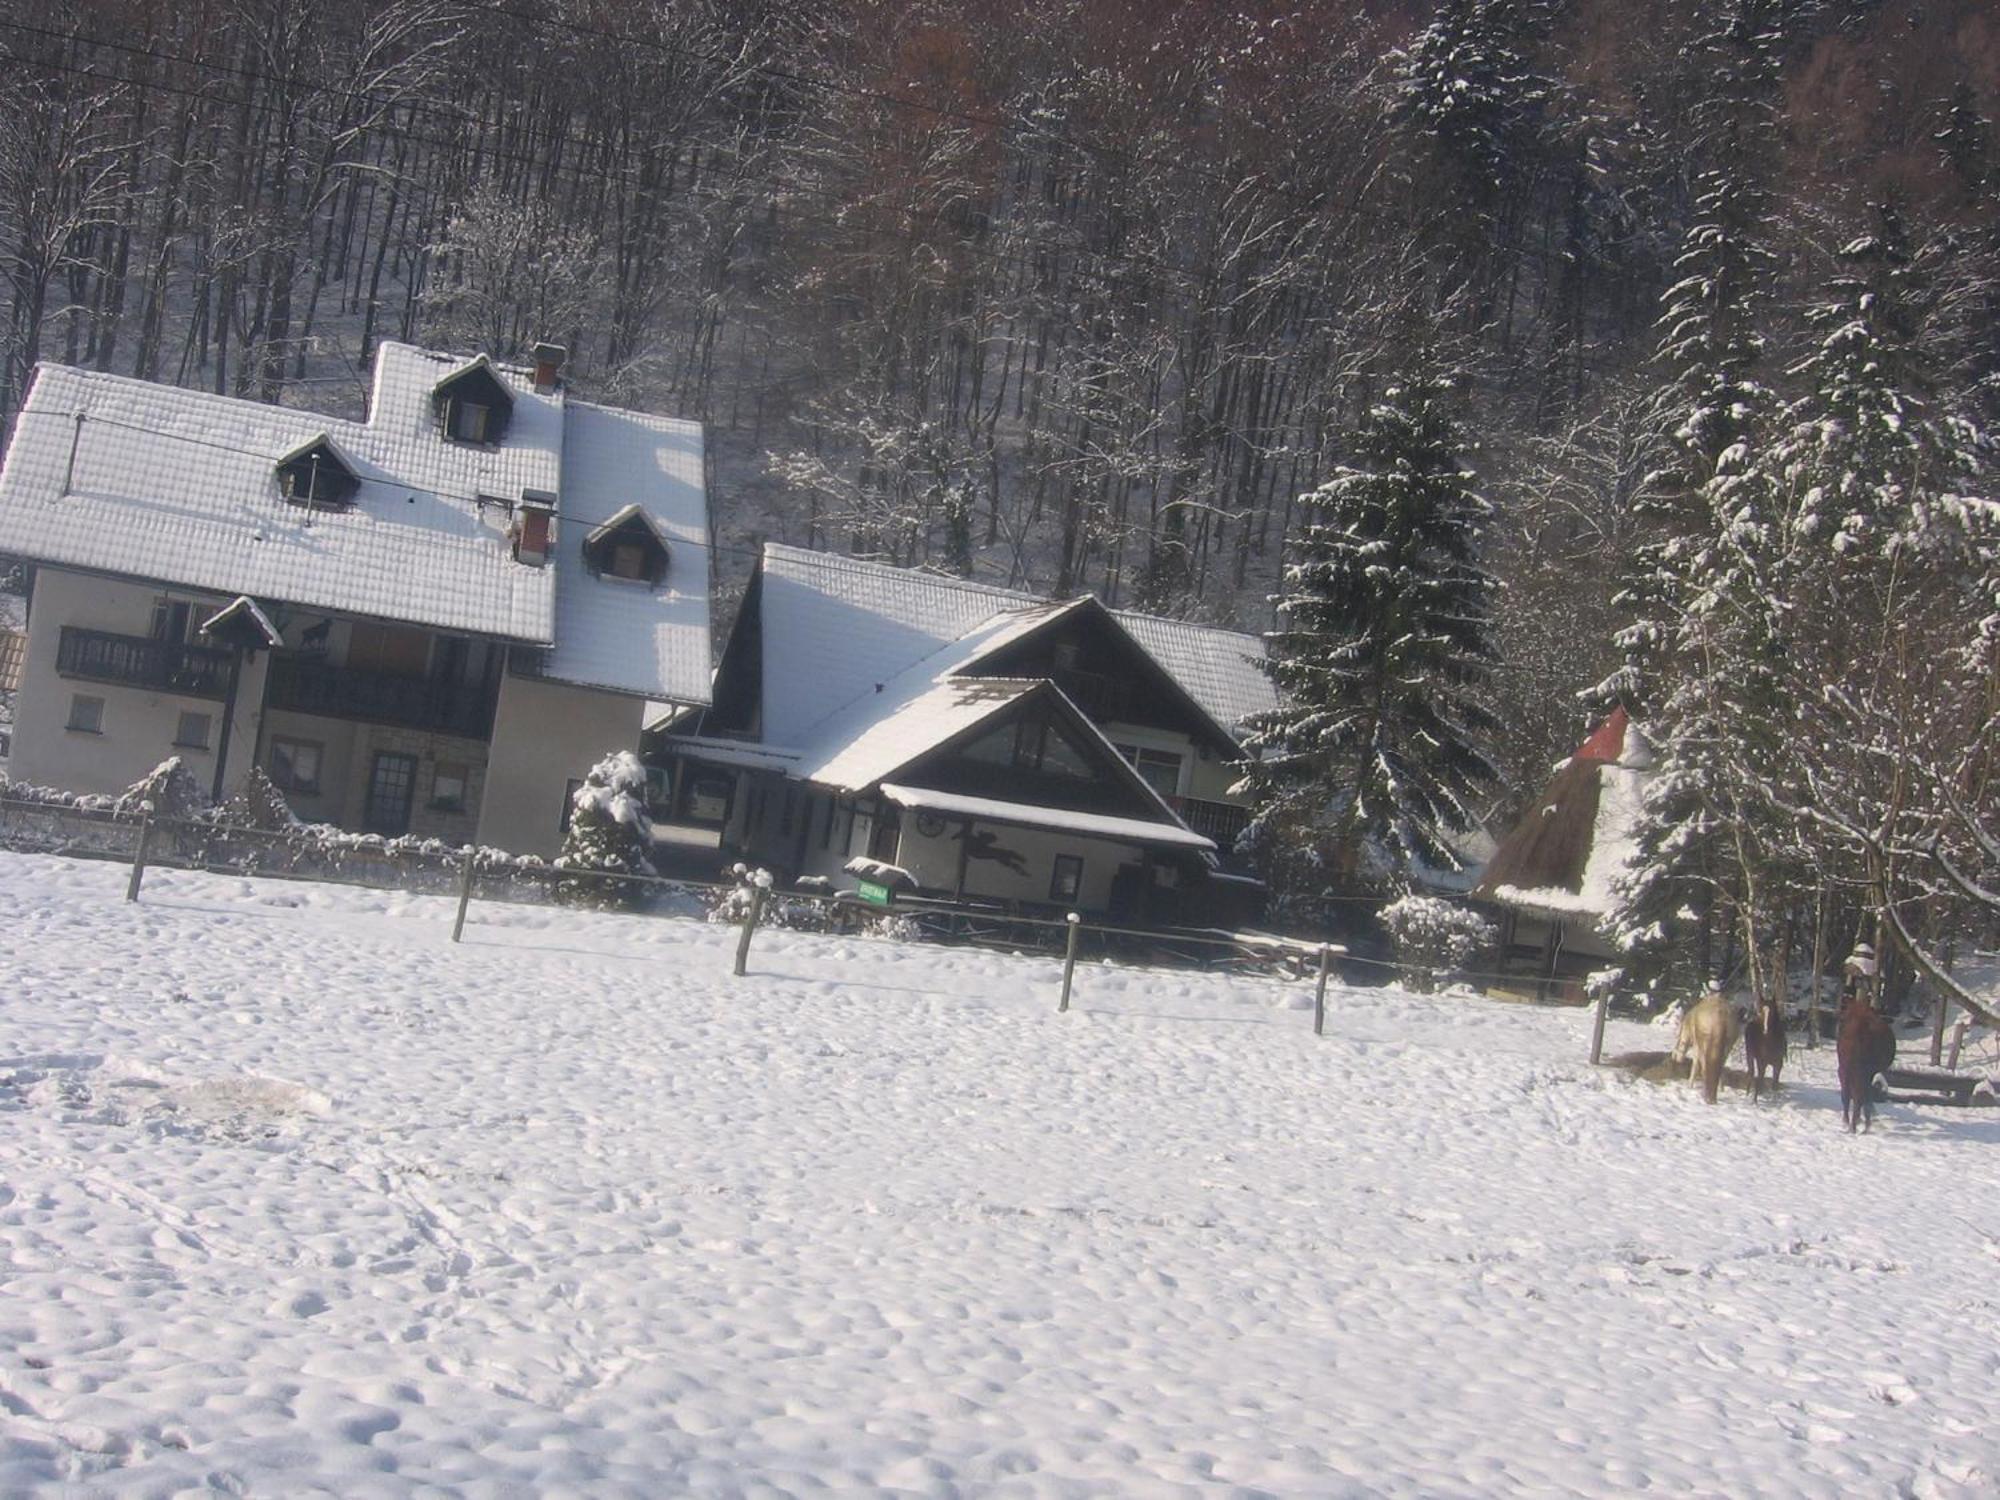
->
[[1236, 374, 1500, 909], [1393, 0, 1552, 201], [555, 752, 656, 910], [1600, 1, 1792, 1003], [1776, 204, 1979, 568]]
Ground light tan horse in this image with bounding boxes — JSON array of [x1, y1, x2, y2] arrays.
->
[[1672, 993, 1743, 1104]]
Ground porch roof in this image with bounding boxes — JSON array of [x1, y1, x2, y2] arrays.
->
[[879, 783, 1216, 853]]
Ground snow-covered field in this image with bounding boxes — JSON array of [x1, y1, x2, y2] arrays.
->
[[1, 853, 1995, 1498]]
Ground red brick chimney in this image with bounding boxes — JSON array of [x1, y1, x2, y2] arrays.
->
[[532, 342, 566, 396], [514, 490, 557, 567]]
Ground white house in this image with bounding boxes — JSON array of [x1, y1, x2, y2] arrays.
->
[[654, 545, 1277, 925], [0, 343, 712, 857]]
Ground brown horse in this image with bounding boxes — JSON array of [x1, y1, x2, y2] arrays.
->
[[1837, 994, 1896, 1133], [1743, 992, 1787, 1102]]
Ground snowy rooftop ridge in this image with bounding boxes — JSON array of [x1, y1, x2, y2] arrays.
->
[[0, 345, 712, 704], [756, 544, 1277, 746]]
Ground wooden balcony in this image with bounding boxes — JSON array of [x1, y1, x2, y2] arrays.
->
[[1176, 795, 1250, 850], [57, 627, 233, 700], [267, 653, 497, 740]]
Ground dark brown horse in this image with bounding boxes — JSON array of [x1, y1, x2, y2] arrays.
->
[[1743, 992, 1787, 1102], [1837, 994, 1896, 1133]]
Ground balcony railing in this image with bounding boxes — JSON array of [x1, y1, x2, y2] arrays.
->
[[1176, 795, 1250, 850], [267, 654, 497, 740], [57, 627, 233, 700]]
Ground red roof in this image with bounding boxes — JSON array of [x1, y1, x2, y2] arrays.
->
[[1572, 706, 1628, 766]]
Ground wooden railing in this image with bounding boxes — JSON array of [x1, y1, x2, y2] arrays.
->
[[1176, 795, 1250, 848], [267, 654, 497, 739], [57, 627, 232, 700]]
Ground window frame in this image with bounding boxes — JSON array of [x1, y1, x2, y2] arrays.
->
[[66, 693, 105, 734], [1049, 853, 1084, 905], [269, 735, 324, 795], [429, 759, 470, 813], [172, 710, 212, 750], [446, 398, 491, 445]]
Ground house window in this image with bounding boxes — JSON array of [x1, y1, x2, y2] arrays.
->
[[1050, 854, 1084, 904], [644, 765, 672, 815], [151, 598, 198, 643], [580, 508, 670, 585], [430, 760, 469, 812], [1033, 723, 1096, 781], [173, 711, 211, 749], [446, 399, 492, 444], [1115, 744, 1183, 799], [275, 440, 358, 509], [66, 693, 104, 733], [345, 622, 430, 677], [269, 736, 323, 795]]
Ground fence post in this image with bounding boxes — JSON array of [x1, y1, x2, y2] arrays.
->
[[1057, 912, 1081, 1012], [1313, 944, 1331, 1036], [125, 813, 154, 903], [1589, 982, 1610, 1066], [733, 883, 767, 977], [450, 846, 477, 943]]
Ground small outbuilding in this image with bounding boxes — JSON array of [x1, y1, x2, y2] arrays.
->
[[1473, 708, 1653, 1001]]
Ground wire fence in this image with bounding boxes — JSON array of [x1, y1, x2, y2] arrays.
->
[[0, 794, 1362, 1032]]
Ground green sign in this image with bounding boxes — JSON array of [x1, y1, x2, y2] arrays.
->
[[856, 879, 894, 908]]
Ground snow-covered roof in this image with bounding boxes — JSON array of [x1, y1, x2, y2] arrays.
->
[[543, 401, 711, 703], [800, 676, 1041, 790], [879, 784, 1216, 853], [200, 595, 282, 648], [1479, 713, 1653, 920], [755, 545, 1275, 746], [0, 345, 714, 704], [662, 734, 804, 773]]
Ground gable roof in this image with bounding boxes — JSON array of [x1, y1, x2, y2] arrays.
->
[[543, 400, 711, 703], [752, 544, 1276, 747], [1475, 709, 1653, 919], [780, 615, 1212, 847], [0, 345, 713, 705]]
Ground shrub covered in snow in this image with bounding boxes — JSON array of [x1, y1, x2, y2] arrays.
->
[[1379, 894, 1496, 993], [554, 752, 655, 909], [117, 758, 211, 822], [215, 768, 303, 833], [704, 863, 846, 933]]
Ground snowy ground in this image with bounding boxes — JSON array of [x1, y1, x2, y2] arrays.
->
[[1, 853, 1996, 1498]]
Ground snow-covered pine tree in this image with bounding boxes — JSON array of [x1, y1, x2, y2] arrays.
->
[[1393, 0, 1553, 201], [1600, 0, 1793, 1004], [1768, 201, 1998, 996], [1775, 204, 1980, 571], [1236, 373, 1500, 912], [554, 751, 656, 909]]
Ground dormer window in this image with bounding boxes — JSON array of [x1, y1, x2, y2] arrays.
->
[[581, 504, 670, 586], [431, 356, 514, 446], [275, 434, 358, 510]]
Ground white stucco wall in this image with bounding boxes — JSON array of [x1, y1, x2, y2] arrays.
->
[[477, 671, 644, 857], [888, 815, 1148, 911], [11, 569, 271, 799]]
